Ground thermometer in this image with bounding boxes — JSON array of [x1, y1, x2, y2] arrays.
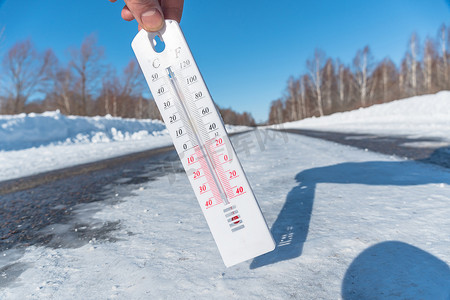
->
[[132, 20, 275, 267]]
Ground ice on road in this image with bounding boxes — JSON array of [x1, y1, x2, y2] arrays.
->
[[1, 130, 449, 299]]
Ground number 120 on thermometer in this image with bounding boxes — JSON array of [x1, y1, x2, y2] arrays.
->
[[132, 20, 275, 267]]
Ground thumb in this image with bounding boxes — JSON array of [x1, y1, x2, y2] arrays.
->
[[124, 0, 164, 32]]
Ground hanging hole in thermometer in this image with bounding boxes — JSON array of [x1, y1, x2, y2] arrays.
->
[[152, 34, 165, 53], [132, 20, 275, 267]]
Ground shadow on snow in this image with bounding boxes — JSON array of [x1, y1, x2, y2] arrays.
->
[[342, 241, 450, 299], [250, 160, 449, 269]]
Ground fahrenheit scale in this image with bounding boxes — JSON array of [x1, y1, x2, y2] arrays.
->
[[132, 20, 275, 267]]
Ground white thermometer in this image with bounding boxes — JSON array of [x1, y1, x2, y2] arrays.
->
[[132, 20, 275, 267]]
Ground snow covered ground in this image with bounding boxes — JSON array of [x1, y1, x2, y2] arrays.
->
[[0, 111, 248, 181], [280, 91, 450, 143], [1, 130, 449, 299], [1, 92, 449, 298]]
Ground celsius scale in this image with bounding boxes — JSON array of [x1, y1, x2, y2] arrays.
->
[[132, 20, 275, 267]]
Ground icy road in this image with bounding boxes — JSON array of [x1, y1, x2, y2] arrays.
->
[[1, 129, 449, 299]]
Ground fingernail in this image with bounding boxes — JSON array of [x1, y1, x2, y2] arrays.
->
[[141, 9, 164, 31]]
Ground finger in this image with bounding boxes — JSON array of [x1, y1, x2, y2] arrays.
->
[[109, 0, 118, 2], [123, 0, 164, 32], [161, 0, 184, 23], [121, 5, 135, 21]]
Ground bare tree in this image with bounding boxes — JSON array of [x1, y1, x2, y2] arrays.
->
[[423, 37, 437, 93], [370, 58, 398, 104], [381, 58, 398, 102], [50, 65, 76, 114], [268, 99, 284, 124], [101, 77, 111, 116], [353, 46, 373, 107], [399, 55, 410, 97], [307, 49, 325, 116], [438, 24, 449, 88], [218, 107, 255, 126], [69, 34, 104, 115], [264, 24, 450, 124], [408, 33, 420, 95], [299, 75, 307, 119], [121, 59, 145, 99], [336, 60, 346, 105], [1, 39, 55, 114], [381, 59, 390, 101], [285, 76, 300, 121], [147, 98, 162, 120], [98, 59, 147, 118], [322, 58, 337, 113]]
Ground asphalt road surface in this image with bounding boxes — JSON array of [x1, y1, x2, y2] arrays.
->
[[277, 128, 450, 169], [0, 146, 181, 252], [1, 129, 448, 253]]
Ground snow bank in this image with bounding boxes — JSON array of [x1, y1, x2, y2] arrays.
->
[[281, 91, 450, 141], [0, 111, 167, 151], [0, 111, 249, 181]]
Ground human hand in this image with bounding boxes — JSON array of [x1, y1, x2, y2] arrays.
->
[[109, 0, 184, 32]]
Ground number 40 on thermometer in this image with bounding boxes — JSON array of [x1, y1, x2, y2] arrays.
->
[[132, 20, 275, 267]]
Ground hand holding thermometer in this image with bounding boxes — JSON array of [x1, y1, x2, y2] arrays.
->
[[132, 20, 275, 267]]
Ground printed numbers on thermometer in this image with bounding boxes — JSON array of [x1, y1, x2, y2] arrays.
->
[[132, 20, 275, 267]]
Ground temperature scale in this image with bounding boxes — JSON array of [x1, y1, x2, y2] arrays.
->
[[132, 20, 275, 267]]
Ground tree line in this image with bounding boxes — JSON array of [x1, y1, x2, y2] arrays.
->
[[268, 24, 450, 124], [0, 35, 256, 126]]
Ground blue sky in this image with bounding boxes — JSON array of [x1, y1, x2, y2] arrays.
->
[[0, 0, 449, 122]]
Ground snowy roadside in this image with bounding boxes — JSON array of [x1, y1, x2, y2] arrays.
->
[[1, 130, 449, 299], [278, 91, 450, 144], [2, 91, 448, 182], [0, 136, 173, 182], [0, 111, 249, 182]]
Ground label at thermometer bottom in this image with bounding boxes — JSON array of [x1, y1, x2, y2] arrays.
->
[[132, 20, 275, 267]]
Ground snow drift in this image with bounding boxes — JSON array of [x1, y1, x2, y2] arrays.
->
[[0, 111, 167, 151], [0, 111, 249, 181], [281, 91, 450, 141]]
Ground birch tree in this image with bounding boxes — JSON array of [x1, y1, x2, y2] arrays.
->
[[99, 59, 145, 117], [268, 99, 284, 124], [307, 49, 325, 116], [53, 67, 75, 114], [336, 60, 346, 105], [381, 58, 397, 102], [286, 76, 300, 121], [299, 75, 307, 119], [408, 33, 419, 95], [423, 37, 436, 93], [438, 24, 448, 88], [322, 58, 336, 113], [353, 46, 373, 107]]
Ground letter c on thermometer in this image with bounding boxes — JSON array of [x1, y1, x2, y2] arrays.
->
[[152, 59, 160, 68]]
